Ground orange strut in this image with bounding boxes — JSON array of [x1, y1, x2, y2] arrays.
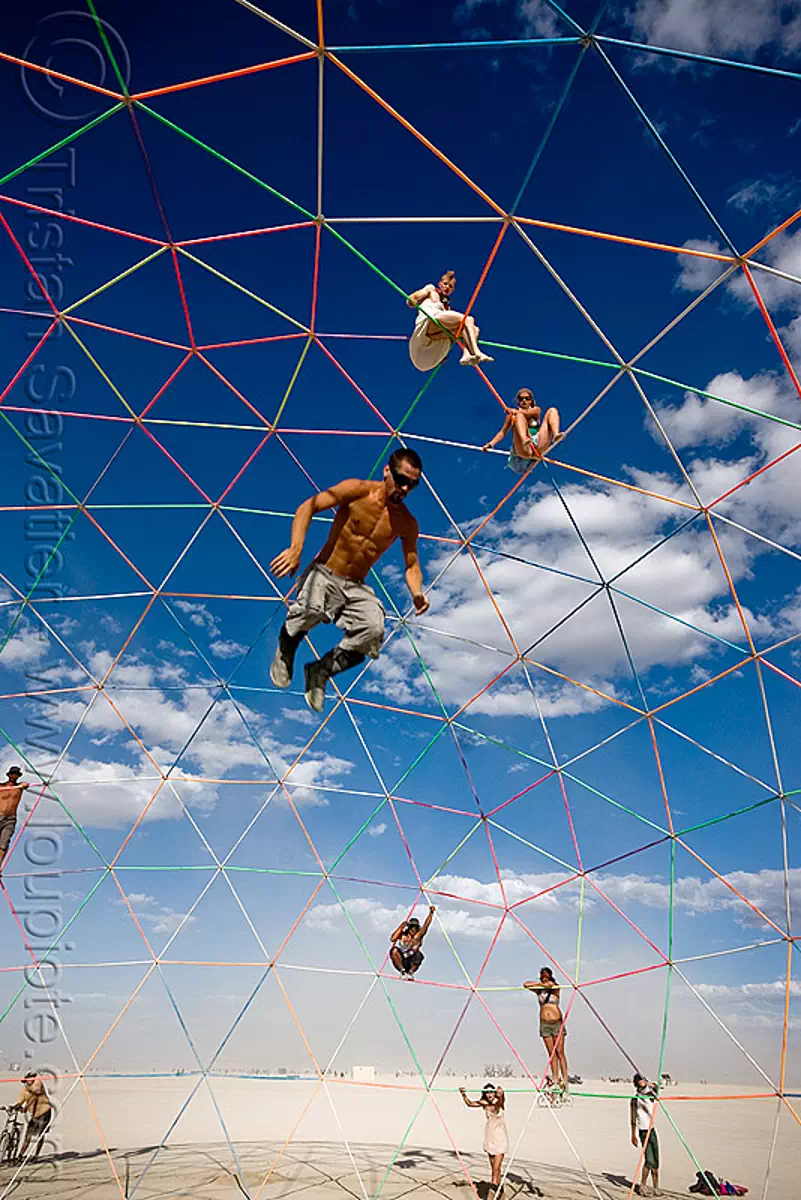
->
[[130, 50, 317, 101], [517, 215, 736, 262], [0, 50, 123, 99]]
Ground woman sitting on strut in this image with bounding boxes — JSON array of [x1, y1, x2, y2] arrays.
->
[[407, 270, 494, 371], [483, 387, 563, 475]]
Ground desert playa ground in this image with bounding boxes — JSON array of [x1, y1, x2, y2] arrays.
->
[[0, 1076, 794, 1199]]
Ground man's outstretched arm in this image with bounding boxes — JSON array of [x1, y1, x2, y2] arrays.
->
[[401, 520, 429, 614], [418, 905, 436, 940], [270, 479, 367, 578]]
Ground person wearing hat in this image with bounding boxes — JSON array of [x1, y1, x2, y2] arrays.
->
[[14, 1071, 52, 1161], [0, 767, 29, 875], [630, 1072, 662, 1197], [459, 1082, 508, 1195], [389, 906, 436, 979]]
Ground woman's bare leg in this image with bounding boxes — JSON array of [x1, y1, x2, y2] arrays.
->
[[489, 1154, 503, 1187], [513, 411, 536, 459], [426, 310, 470, 359], [538, 407, 563, 454], [425, 310, 493, 365], [459, 314, 479, 359], [463, 317, 493, 364], [555, 1032, 568, 1087], [542, 1033, 556, 1080]]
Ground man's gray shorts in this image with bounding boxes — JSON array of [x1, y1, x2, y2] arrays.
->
[[285, 563, 385, 659], [0, 814, 16, 854]]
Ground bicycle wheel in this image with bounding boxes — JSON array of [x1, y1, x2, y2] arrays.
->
[[0, 1129, 12, 1165], [8, 1127, 20, 1163]]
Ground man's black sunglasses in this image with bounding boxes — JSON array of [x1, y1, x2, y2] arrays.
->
[[389, 463, 420, 490]]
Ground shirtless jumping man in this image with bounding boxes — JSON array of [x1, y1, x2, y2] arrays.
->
[[0, 767, 29, 876], [269, 449, 429, 713]]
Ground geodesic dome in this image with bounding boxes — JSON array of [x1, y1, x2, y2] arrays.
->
[[1, 1, 800, 1196]]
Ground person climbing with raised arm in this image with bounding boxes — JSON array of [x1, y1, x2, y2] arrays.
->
[[269, 449, 429, 714], [407, 270, 494, 371], [0, 767, 29, 877], [390, 905, 436, 979], [483, 387, 564, 475]]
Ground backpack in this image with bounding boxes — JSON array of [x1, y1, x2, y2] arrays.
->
[[689, 1170, 721, 1195], [689, 1172, 747, 1197]]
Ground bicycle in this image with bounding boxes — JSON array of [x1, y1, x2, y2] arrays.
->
[[0, 1106, 24, 1166]]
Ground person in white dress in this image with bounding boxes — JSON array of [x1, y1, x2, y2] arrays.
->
[[460, 1082, 508, 1195], [407, 271, 494, 371]]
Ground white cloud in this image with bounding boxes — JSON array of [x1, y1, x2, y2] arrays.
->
[[455, 0, 560, 38], [37, 650, 354, 824], [157, 639, 195, 659], [0, 625, 50, 669], [689, 978, 801, 1030], [306, 866, 800, 941], [650, 369, 801, 551], [694, 979, 801, 1000], [305, 895, 510, 941], [517, 0, 561, 37], [651, 369, 798, 451], [52, 615, 80, 637], [583, 867, 799, 928], [626, 0, 801, 59], [307, 873, 580, 942], [209, 639, 247, 660], [116, 891, 196, 937], [368, 822, 388, 837], [281, 707, 320, 727], [674, 239, 727, 293], [50, 752, 216, 828], [173, 601, 221, 637], [728, 178, 798, 214], [367, 431, 793, 714], [149, 910, 195, 935], [676, 229, 801, 357], [741, 230, 801, 312]]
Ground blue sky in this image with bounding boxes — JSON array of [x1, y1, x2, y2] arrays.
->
[[1, 2, 801, 1160]]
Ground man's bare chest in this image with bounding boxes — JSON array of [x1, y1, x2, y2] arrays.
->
[[345, 503, 400, 546]]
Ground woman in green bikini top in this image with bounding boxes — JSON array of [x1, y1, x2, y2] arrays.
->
[[482, 388, 564, 475]]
